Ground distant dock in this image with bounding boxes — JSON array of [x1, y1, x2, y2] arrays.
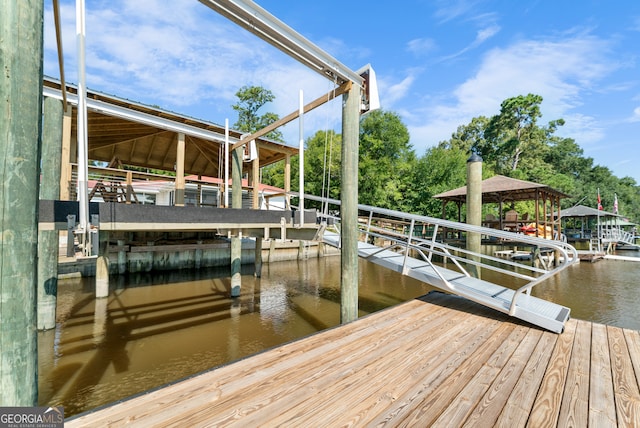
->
[[66, 292, 640, 427]]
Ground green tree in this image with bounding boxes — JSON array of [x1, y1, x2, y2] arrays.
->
[[232, 85, 283, 141], [358, 110, 416, 210], [303, 130, 342, 201], [409, 145, 468, 218], [484, 94, 546, 173]]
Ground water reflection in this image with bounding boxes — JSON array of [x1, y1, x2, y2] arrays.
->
[[38, 257, 434, 416]]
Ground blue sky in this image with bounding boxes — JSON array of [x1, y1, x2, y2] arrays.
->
[[44, 1, 640, 183]]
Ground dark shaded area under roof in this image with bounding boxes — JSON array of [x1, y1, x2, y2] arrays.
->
[[433, 175, 571, 204]]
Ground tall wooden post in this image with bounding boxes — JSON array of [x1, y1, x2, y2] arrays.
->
[[284, 154, 291, 209], [175, 132, 186, 206], [340, 82, 359, 324], [59, 105, 72, 200], [37, 96, 64, 330], [251, 156, 260, 209], [466, 152, 483, 278], [0, 0, 43, 406], [95, 231, 109, 298], [230, 146, 243, 297]]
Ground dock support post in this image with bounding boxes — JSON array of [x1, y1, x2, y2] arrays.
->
[[195, 240, 203, 269], [230, 145, 243, 297], [175, 132, 186, 206], [254, 237, 262, 277], [340, 82, 359, 324], [466, 152, 483, 278], [0, 0, 43, 405], [96, 231, 109, 298], [117, 239, 127, 274], [37, 96, 64, 330]]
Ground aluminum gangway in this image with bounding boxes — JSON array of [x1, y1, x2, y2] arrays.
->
[[304, 195, 579, 333], [600, 227, 640, 251]]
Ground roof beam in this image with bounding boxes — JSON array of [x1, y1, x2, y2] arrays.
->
[[230, 81, 351, 152], [43, 85, 233, 145]]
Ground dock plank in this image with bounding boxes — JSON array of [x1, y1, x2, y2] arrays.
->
[[590, 323, 617, 427], [527, 318, 577, 428], [558, 319, 591, 427], [428, 326, 529, 427], [65, 293, 640, 428], [494, 330, 557, 427], [462, 328, 544, 427], [608, 326, 640, 426]]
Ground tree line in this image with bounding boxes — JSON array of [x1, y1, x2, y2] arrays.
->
[[233, 87, 640, 223]]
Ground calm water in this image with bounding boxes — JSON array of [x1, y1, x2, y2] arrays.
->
[[38, 253, 640, 416]]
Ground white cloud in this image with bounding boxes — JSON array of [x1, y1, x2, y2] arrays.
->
[[407, 33, 618, 151], [44, 0, 340, 130], [631, 107, 640, 122], [407, 38, 437, 56]]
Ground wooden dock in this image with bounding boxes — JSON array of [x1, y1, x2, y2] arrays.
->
[[66, 292, 640, 427]]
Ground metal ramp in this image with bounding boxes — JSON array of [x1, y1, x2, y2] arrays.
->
[[311, 196, 578, 334], [323, 232, 570, 333]]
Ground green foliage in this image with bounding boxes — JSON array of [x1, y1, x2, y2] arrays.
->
[[357, 110, 416, 211], [408, 145, 468, 217], [232, 85, 283, 141], [245, 88, 640, 223]]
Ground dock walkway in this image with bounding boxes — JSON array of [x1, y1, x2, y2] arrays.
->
[[67, 292, 640, 427]]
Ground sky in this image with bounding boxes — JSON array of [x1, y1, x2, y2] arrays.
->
[[43, 1, 640, 184]]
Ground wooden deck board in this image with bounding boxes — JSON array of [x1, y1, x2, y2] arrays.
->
[[66, 292, 640, 427]]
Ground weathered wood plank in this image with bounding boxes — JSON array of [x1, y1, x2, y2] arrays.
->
[[589, 322, 616, 427], [461, 327, 544, 427], [64, 294, 640, 428], [494, 330, 557, 427], [292, 300, 501, 427], [624, 328, 640, 391], [159, 298, 474, 427], [427, 324, 529, 427], [608, 325, 640, 427], [67, 298, 441, 427], [372, 306, 515, 426], [557, 319, 591, 427], [527, 318, 578, 428]]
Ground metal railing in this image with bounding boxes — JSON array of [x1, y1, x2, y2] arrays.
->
[[300, 193, 579, 316]]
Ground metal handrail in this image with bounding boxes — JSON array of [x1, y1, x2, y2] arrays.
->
[[300, 193, 579, 316]]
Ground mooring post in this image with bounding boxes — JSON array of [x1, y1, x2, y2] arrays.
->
[[0, 0, 43, 406], [117, 239, 127, 274], [230, 145, 243, 297], [95, 231, 109, 298], [175, 132, 186, 206], [254, 237, 263, 278], [37, 96, 64, 330], [340, 82, 359, 324], [466, 152, 483, 278]]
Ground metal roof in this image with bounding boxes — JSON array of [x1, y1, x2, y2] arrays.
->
[[560, 204, 620, 218], [433, 175, 571, 204]]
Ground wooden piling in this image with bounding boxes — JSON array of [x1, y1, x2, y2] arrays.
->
[[37, 96, 64, 330], [466, 153, 482, 278], [230, 146, 243, 297], [340, 82, 359, 324], [0, 0, 43, 406]]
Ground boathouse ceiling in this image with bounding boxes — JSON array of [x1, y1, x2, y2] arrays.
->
[[43, 78, 298, 179]]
